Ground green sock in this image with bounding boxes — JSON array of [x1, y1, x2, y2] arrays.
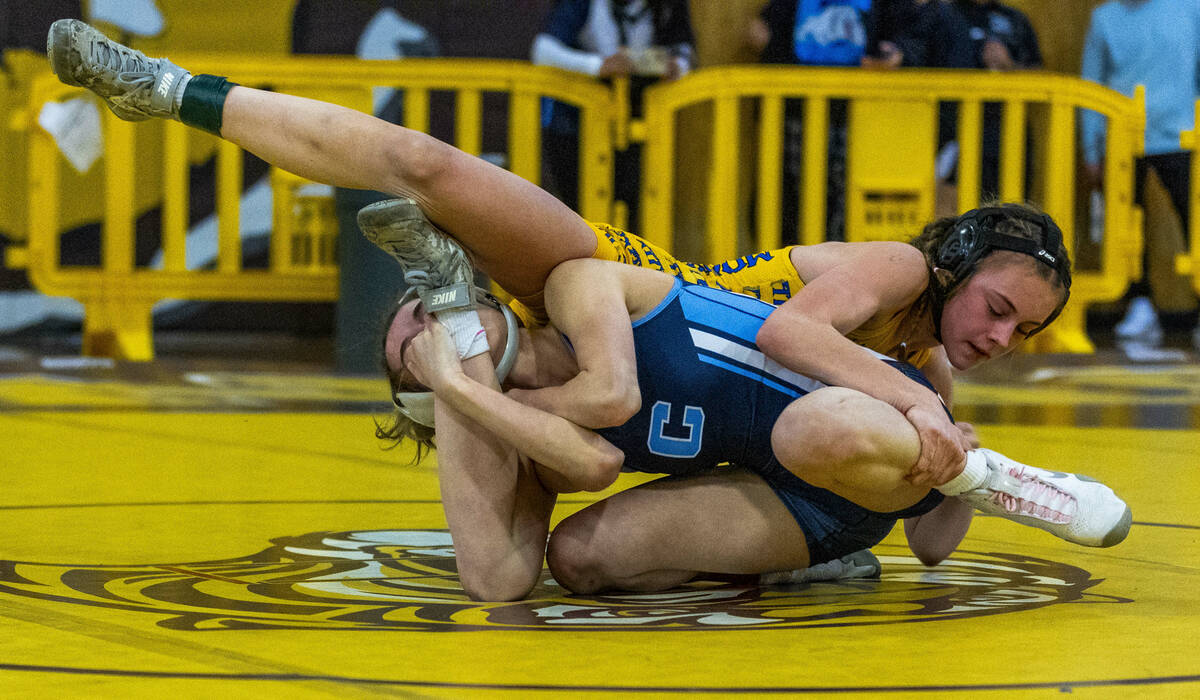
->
[[178, 74, 238, 136]]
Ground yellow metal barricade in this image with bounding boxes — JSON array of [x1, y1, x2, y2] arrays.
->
[[638, 66, 1146, 353], [16, 57, 616, 360]]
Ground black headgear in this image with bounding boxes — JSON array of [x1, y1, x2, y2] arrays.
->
[[933, 204, 1072, 337]]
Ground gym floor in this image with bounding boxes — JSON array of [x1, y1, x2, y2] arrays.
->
[[1, 333, 1198, 698]]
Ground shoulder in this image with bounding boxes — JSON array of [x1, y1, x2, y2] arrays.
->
[[549, 258, 675, 302], [789, 240, 927, 278]]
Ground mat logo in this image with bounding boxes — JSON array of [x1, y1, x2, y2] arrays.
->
[[0, 530, 1127, 631]]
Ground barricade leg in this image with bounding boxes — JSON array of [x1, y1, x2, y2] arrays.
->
[[82, 300, 156, 361], [1028, 304, 1093, 353]]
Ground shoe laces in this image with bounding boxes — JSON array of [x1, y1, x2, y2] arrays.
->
[[983, 466, 1076, 524], [87, 36, 154, 79]]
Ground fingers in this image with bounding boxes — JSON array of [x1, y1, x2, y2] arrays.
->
[[956, 421, 981, 450], [905, 427, 967, 488], [403, 319, 461, 390]]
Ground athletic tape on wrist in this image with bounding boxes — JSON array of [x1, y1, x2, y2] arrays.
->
[[418, 283, 489, 359], [436, 307, 489, 360]]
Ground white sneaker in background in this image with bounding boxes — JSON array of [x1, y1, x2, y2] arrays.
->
[[1114, 296, 1163, 346]]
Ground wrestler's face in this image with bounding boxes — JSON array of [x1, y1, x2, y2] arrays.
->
[[939, 253, 1065, 370], [384, 298, 428, 391]]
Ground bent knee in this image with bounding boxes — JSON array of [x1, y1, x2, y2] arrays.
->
[[772, 387, 915, 476], [546, 519, 612, 594], [384, 130, 456, 191], [774, 388, 882, 458]]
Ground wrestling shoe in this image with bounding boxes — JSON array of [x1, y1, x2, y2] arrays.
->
[[357, 198, 477, 303], [759, 549, 881, 585], [47, 18, 188, 121], [958, 448, 1131, 548]]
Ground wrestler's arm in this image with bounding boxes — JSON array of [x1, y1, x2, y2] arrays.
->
[[757, 243, 970, 486], [506, 259, 645, 430], [407, 322, 625, 493], [432, 351, 557, 600], [902, 364, 975, 567], [903, 496, 975, 566]]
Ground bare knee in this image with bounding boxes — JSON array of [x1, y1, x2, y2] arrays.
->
[[774, 388, 886, 464], [546, 515, 611, 595], [772, 387, 918, 485], [382, 129, 456, 194]]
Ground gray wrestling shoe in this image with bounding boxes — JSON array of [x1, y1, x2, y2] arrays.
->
[[758, 549, 881, 585], [959, 449, 1132, 548], [358, 198, 477, 306], [47, 18, 189, 121]]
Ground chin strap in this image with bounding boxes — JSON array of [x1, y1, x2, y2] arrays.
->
[[392, 287, 519, 428]]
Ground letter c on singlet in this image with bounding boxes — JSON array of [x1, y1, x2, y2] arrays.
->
[[647, 401, 705, 458]]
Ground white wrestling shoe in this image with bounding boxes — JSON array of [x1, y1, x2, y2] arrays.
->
[[47, 19, 188, 121], [357, 198, 477, 305], [959, 449, 1131, 548], [759, 549, 881, 585]]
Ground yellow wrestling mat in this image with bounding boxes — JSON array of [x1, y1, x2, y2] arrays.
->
[[1, 354, 1199, 697]]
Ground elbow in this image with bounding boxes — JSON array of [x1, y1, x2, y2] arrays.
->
[[456, 559, 537, 602], [462, 579, 535, 603], [911, 546, 950, 568], [578, 445, 625, 492], [588, 386, 641, 429], [908, 532, 957, 566], [459, 566, 537, 602], [755, 313, 790, 358]]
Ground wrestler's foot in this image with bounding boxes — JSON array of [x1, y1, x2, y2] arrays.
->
[[358, 198, 477, 307], [48, 18, 189, 121], [958, 448, 1131, 548], [759, 549, 881, 585]]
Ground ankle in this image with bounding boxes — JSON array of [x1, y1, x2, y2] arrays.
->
[[179, 74, 237, 135], [937, 450, 989, 496]]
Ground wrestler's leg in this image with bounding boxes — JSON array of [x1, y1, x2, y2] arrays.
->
[[547, 469, 810, 594], [47, 20, 598, 298], [219, 88, 597, 297], [774, 387, 1132, 549], [771, 387, 930, 513]]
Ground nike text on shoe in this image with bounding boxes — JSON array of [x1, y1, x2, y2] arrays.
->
[[47, 19, 188, 121], [958, 448, 1132, 548], [357, 198, 476, 298]]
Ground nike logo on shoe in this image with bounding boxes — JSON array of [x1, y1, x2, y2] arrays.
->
[[156, 71, 175, 98]]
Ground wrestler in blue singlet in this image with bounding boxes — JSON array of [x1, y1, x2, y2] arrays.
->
[[596, 279, 945, 564]]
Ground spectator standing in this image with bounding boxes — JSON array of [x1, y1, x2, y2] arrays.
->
[[1081, 0, 1200, 349], [532, 0, 695, 232]]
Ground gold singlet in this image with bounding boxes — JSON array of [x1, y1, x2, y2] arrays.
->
[[506, 221, 932, 368]]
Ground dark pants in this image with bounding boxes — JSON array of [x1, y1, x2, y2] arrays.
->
[[1129, 151, 1192, 297]]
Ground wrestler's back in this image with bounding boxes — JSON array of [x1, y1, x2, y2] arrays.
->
[[596, 280, 818, 475]]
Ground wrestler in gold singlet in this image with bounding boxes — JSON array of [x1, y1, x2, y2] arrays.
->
[[507, 222, 933, 368]]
